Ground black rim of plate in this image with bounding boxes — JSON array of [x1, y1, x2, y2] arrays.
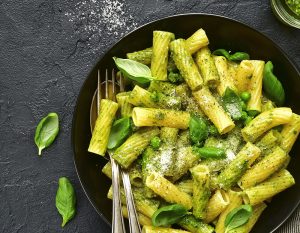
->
[[71, 13, 300, 231]]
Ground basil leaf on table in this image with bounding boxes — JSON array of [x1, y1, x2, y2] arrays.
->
[[189, 115, 208, 144], [152, 204, 188, 227], [212, 49, 250, 61], [113, 57, 153, 85], [108, 117, 132, 149], [34, 112, 59, 156], [193, 146, 226, 159], [263, 61, 285, 106], [222, 88, 243, 121], [56, 177, 76, 227], [225, 204, 253, 233]]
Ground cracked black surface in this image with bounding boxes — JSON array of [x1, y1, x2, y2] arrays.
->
[[0, 0, 299, 232]]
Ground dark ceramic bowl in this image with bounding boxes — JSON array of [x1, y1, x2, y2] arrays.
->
[[72, 14, 300, 233]]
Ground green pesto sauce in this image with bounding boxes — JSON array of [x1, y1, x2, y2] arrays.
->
[[286, 0, 300, 16]]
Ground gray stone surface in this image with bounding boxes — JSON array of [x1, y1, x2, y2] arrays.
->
[[0, 0, 299, 232]]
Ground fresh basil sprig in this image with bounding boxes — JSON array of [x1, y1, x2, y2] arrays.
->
[[113, 57, 153, 85], [222, 88, 243, 121], [108, 117, 132, 149], [263, 61, 285, 106], [34, 112, 59, 156], [189, 115, 208, 144], [152, 204, 188, 227], [225, 204, 253, 233], [213, 49, 250, 61], [56, 177, 76, 227]]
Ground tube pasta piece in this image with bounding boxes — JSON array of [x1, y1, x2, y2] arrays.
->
[[151, 31, 175, 81], [281, 113, 300, 153], [247, 60, 265, 112], [193, 87, 235, 134], [107, 186, 160, 218], [204, 190, 230, 223], [215, 190, 243, 233], [234, 60, 254, 92], [178, 214, 214, 233], [170, 39, 203, 91], [145, 172, 193, 209], [217, 142, 261, 190], [102, 162, 112, 179], [190, 165, 211, 219], [171, 146, 199, 182], [128, 163, 144, 188], [185, 28, 209, 54], [127, 47, 153, 65], [160, 127, 179, 145], [229, 203, 267, 233], [255, 130, 281, 158], [244, 169, 295, 205], [175, 83, 191, 98], [195, 47, 220, 88], [116, 92, 133, 117], [238, 146, 288, 189], [241, 107, 293, 142], [121, 206, 152, 226], [129, 85, 181, 109], [88, 99, 118, 156], [112, 127, 160, 169], [213, 56, 237, 95], [176, 179, 193, 195], [148, 81, 177, 96], [132, 107, 190, 129], [142, 226, 191, 233]]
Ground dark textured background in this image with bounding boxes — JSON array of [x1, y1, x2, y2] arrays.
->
[[0, 0, 299, 232]]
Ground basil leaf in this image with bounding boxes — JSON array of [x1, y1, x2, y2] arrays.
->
[[212, 49, 250, 61], [229, 52, 250, 61], [189, 115, 208, 144], [56, 177, 76, 227], [225, 205, 253, 233], [213, 49, 231, 60], [34, 112, 59, 156], [113, 57, 153, 85], [222, 88, 243, 121], [108, 117, 132, 149], [193, 146, 226, 159], [152, 204, 188, 227], [263, 61, 285, 106]]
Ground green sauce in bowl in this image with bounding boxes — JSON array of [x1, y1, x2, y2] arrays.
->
[[271, 0, 300, 29], [286, 0, 300, 16]]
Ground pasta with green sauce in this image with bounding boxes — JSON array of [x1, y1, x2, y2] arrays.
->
[[88, 28, 298, 233]]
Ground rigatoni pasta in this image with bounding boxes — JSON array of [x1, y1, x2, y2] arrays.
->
[[151, 31, 175, 81], [145, 172, 193, 210], [89, 28, 298, 233], [244, 169, 295, 205], [241, 107, 293, 142], [195, 47, 220, 87], [281, 113, 300, 153], [88, 99, 118, 156], [170, 39, 203, 90], [132, 107, 190, 129], [193, 87, 235, 134]]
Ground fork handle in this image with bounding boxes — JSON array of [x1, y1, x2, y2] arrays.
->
[[110, 157, 126, 233], [122, 171, 142, 233]]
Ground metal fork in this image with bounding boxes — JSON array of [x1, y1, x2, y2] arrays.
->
[[96, 69, 142, 233]]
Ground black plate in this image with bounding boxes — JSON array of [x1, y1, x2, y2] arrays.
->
[[72, 14, 300, 233]]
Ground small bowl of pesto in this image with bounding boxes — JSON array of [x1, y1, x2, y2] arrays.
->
[[271, 0, 300, 29]]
